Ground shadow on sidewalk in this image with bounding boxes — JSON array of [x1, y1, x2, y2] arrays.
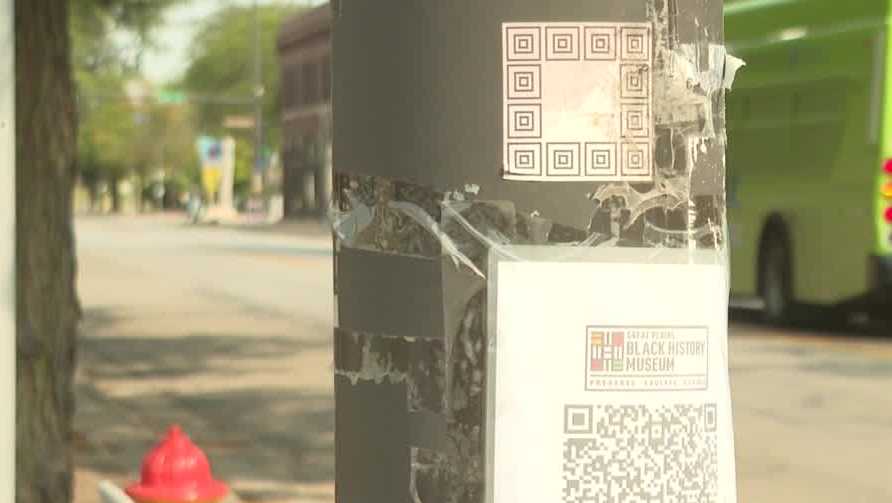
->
[[75, 307, 334, 503]]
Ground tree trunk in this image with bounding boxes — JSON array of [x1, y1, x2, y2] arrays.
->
[[135, 172, 145, 213], [85, 181, 99, 213], [109, 174, 121, 213], [15, 0, 80, 502]]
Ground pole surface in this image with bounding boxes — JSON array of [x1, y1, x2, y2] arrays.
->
[[0, 0, 16, 500], [332, 2, 728, 503]]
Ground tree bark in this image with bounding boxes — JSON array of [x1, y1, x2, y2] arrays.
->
[[87, 183, 99, 213], [15, 0, 80, 502], [135, 171, 146, 213], [109, 173, 120, 213]]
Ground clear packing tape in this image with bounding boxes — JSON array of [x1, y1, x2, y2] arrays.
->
[[332, 48, 745, 276], [330, 5, 745, 503]]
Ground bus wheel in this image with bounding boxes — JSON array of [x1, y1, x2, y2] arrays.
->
[[760, 236, 793, 324]]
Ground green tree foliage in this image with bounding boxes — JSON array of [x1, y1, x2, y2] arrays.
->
[[79, 83, 199, 210], [71, 0, 180, 75], [76, 74, 133, 208], [183, 3, 303, 155], [72, 0, 176, 36], [72, 0, 195, 211]]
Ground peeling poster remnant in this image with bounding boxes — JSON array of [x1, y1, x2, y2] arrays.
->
[[330, 0, 741, 503]]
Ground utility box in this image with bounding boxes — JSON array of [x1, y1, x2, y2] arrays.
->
[[331, 1, 738, 502]]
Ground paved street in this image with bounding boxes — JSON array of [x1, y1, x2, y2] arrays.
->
[[73, 215, 334, 503], [731, 323, 892, 502], [73, 214, 892, 503]]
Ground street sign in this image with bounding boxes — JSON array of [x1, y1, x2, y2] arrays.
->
[[223, 115, 256, 129], [157, 89, 187, 105], [197, 136, 222, 165]]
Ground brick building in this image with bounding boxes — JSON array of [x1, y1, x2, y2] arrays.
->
[[277, 4, 332, 217]]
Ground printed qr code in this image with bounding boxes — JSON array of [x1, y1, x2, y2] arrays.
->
[[562, 404, 718, 503]]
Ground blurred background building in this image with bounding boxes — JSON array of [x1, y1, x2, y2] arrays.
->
[[278, 4, 332, 218]]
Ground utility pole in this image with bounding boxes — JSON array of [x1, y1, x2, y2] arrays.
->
[[0, 0, 15, 499], [331, 1, 736, 503], [253, 0, 265, 191]]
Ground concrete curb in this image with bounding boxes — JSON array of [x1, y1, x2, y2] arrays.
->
[[99, 480, 243, 503]]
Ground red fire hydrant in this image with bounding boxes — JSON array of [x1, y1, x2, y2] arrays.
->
[[125, 425, 230, 503]]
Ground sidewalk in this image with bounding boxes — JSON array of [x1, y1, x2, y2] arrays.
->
[[76, 210, 332, 238], [215, 217, 332, 239], [73, 215, 334, 503]]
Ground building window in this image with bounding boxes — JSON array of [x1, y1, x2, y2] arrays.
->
[[322, 55, 331, 102], [282, 63, 301, 110], [302, 61, 318, 106]]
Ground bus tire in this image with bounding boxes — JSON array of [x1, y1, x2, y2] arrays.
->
[[760, 232, 793, 324]]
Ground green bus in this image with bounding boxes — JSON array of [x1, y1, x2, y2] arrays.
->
[[725, 0, 892, 322]]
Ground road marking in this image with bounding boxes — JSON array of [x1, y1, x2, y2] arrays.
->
[[733, 323, 892, 359]]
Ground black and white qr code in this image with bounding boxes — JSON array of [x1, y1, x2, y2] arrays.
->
[[562, 404, 718, 503]]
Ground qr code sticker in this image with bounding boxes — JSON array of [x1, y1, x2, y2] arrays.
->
[[562, 404, 718, 503]]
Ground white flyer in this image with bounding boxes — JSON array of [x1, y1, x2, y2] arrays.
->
[[486, 247, 737, 503]]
